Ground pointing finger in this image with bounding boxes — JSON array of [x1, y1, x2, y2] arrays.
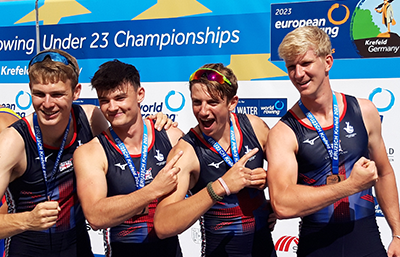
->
[[165, 151, 184, 170], [238, 148, 259, 166]]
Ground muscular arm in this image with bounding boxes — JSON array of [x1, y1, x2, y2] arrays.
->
[[74, 137, 182, 230], [267, 121, 378, 219], [154, 140, 210, 238], [247, 114, 270, 157], [359, 99, 400, 255], [247, 115, 270, 189], [154, 138, 260, 239], [0, 128, 60, 238]]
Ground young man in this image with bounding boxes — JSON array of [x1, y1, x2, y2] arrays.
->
[[0, 50, 171, 257], [0, 106, 20, 256], [266, 26, 400, 256], [73, 60, 184, 257], [154, 63, 276, 257]]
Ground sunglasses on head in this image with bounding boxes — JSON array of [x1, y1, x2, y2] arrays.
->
[[29, 51, 78, 76], [189, 68, 232, 86]]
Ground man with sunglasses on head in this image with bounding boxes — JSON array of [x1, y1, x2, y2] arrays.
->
[[0, 50, 172, 257], [154, 63, 277, 257], [73, 60, 184, 257]]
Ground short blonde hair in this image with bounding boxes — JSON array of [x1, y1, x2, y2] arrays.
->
[[278, 26, 332, 62]]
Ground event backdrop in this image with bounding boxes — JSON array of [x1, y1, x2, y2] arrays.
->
[[0, 0, 399, 256]]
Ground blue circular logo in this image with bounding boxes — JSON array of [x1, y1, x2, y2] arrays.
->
[[15, 91, 32, 110], [274, 100, 285, 110], [165, 90, 185, 112], [368, 88, 395, 112]]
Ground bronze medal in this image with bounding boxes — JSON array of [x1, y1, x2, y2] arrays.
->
[[326, 174, 345, 185]]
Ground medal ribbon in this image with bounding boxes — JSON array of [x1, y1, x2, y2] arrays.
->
[[202, 118, 239, 168], [298, 91, 340, 174], [109, 120, 148, 189], [33, 113, 71, 200]]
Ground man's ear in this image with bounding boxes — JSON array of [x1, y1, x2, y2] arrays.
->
[[137, 87, 145, 103], [325, 54, 333, 72], [228, 95, 239, 112], [73, 83, 82, 101]]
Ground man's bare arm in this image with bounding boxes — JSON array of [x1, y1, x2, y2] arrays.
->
[[74, 138, 183, 230], [267, 121, 378, 219]]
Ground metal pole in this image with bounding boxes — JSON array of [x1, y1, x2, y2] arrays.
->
[[35, 0, 40, 54]]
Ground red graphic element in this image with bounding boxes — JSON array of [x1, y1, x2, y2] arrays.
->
[[361, 194, 374, 203], [298, 173, 316, 184], [117, 226, 141, 238], [275, 235, 299, 252], [212, 221, 234, 231], [333, 165, 349, 221], [56, 179, 74, 231]]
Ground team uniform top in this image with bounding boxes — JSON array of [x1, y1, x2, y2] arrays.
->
[[281, 94, 386, 256], [5, 104, 94, 256], [183, 113, 276, 257], [281, 94, 374, 223], [98, 119, 181, 257]]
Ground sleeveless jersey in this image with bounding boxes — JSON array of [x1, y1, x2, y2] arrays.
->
[[98, 120, 181, 257], [183, 113, 275, 256], [5, 105, 94, 256], [281, 94, 374, 224]]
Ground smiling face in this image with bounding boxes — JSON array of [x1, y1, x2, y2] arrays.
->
[[97, 83, 144, 128], [191, 83, 238, 139], [30, 79, 80, 127], [285, 49, 333, 97]]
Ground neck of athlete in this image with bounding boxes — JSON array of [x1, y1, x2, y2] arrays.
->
[[300, 80, 335, 117], [36, 116, 73, 148], [210, 112, 236, 152], [111, 117, 149, 155]]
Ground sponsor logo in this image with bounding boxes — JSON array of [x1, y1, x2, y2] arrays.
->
[[303, 136, 319, 146], [35, 152, 53, 162], [145, 168, 153, 180], [343, 121, 357, 138], [208, 160, 224, 169], [275, 235, 299, 253], [15, 90, 32, 111], [387, 147, 395, 162], [59, 158, 73, 173], [1, 90, 32, 118], [191, 228, 202, 244], [115, 163, 128, 170], [244, 145, 256, 162], [165, 90, 185, 112], [154, 149, 164, 162], [140, 90, 186, 122], [368, 88, 395, 122], [234, 98, 287, 118]]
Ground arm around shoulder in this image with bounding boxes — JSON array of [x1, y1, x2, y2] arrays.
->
[[81, 104, 109, 136]]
